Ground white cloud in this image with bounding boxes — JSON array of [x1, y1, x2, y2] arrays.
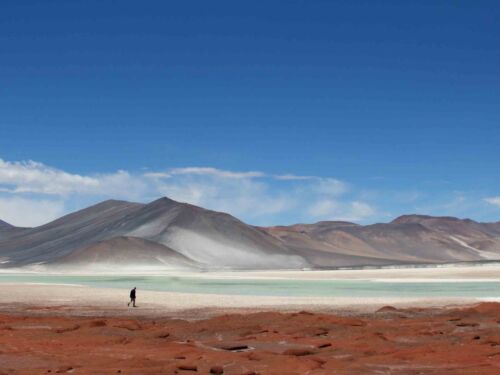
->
[[307, 199, 375, 222], [0, 197, 65, 227], [274, 174, 315, 181], [0, 158, 379, 226], [349, 201, 377, 220], [143, 172, 171, 179], [307, 199, 339, 218], [169, 167, 265, 179], [0, 159, 150, 199], [484, 197, 500, 207], [156, 172, 293, 220], [313, 178, 349, 196], [0, 159, 99, 195]]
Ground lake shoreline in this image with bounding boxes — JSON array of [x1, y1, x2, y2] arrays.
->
[[0, 283, 493, 320], [1, 262, 499, 280]]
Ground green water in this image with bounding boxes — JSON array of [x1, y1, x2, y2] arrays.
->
[[0, 273, 499, 298]]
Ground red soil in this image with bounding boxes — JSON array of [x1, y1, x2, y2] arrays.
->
[[0, 303, 499, 374]]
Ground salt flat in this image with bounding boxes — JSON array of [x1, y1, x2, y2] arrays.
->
[[0, 283, 486, 319], [199, 262, 500, 281]]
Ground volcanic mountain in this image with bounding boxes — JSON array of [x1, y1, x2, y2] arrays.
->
[[0, 197, 499, 270], [0, 198, 306, 270], [263, 215, 500, 267]]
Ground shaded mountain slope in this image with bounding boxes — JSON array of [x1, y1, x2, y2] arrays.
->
[[116, 197, 308, 269], [53, 236, 198, 269], [0, 220, 15, 239], [0, 197, 308, 269], [263, 216, 500, 267], [0, 200, 145, 265], [0, 220, 31, 240]]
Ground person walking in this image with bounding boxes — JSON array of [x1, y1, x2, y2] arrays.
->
[[128, 287, 137, 307]]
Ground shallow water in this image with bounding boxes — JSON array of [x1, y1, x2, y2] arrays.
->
[[0, 273, 499, 298]]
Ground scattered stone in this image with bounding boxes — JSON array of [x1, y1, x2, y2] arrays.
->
[[88, 320, 107, 327], [283, 348, 315, 356], [344, 318, 366, 327], [113, 321, 142, 331], [55, 325, 80, 334], [456, 322, 479, 327], [177, 364, 197, 371], [210, 365, 224, 374], [376, 306, 398, 313], [374, 332, 389, 341], [216, 343, 250, 352], [55, 366, 74, 373]]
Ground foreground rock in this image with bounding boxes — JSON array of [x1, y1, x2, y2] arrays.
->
[[0, 303, 499, 374]]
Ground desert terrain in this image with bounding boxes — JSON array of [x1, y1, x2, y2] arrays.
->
[[0, 300, 498, 374]]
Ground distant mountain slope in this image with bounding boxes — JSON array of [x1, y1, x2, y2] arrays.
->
[[53, 236, 198, 270], [1, 198, 499, 270], [263, 216, 500, 267]]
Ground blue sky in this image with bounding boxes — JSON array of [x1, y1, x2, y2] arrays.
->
[[1, 1, 500, 226]]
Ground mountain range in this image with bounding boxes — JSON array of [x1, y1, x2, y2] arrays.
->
[[1, 197, 499, 270]]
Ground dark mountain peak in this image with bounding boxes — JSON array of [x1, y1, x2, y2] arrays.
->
[[146, 196, 180, 208], [143, 196, 200, 215], [144, 197, 236, 220], [283, 220, 358, 229], [92, 199, 141, 209], [313, 220, 359, 227], [391, 214, 434, 224], [0, 219, 14, 229], [391, 214, 476, 225]]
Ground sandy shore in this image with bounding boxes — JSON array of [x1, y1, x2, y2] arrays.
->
[[0, 283, 490, 320]]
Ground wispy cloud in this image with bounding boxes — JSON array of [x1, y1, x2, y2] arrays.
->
[[307, 199, 376, 222], [484, 197, 500, 207], [0, 159, 99, 195], [274, 174, 315, 181], [144, 167, 265, 180], [0, 157, 380, 226], [3, 156, 498, 227], [0, 159, 149, 199], [0, 197, 65, 227], [169, 167, 265, 179]]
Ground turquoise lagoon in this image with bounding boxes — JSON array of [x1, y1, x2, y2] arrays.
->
[[0, 273, 499, 299]]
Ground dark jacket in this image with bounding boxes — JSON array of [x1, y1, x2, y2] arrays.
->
[[130, 289, 136, 299]]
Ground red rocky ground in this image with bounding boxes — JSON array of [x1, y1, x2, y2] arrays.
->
[[0, 303, 499, 374]]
